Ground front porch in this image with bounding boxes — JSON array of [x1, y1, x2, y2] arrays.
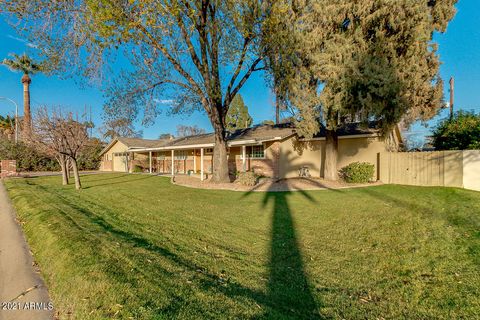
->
[[128, 143, 276, 181]]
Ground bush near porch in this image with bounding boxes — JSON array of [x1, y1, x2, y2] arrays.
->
[[4, 174, 480, 319]]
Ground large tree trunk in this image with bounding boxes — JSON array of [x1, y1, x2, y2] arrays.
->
[[210, 106, 230, 183], [21, 73, 32, 137], [324, 128, 339, 181], [275, 88, 280, 125], [59, 155, 69, 185], [70, 157, 82, 190], [212, 129, 230, 183]]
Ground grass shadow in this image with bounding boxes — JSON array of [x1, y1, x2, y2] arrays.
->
[[82, 175, 155, 189], [356, 186, 480, 267]]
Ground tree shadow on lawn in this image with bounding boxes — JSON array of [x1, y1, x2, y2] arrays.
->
[[241, 182, 325, 319]]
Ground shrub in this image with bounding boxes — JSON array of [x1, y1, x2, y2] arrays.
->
[[340, 162, 375, 183], [77, 139, 103, 170], [133, 165, 144, 173], [0, 140, 59, 172], [236, 171, 258, 186]]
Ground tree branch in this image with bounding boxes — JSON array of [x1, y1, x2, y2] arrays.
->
[[225, 57, 263, 107]]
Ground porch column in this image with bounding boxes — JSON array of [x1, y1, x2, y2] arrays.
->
[[149, 151, 152, 173], [200, 148, 204, 181], [242, 145, 246, 172], [193, 149, 196, 173], [171, 150, 175, 176]]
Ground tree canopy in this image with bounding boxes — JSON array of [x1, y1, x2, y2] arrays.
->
[[280, 0, 457, 137], [431, 111, 480, 150], [225, 94, 253, 131], [1, 0, 270, 182], [263, 0, 457, 179]]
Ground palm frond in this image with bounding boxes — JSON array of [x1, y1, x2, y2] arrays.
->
[[2, 53, 42, 75]]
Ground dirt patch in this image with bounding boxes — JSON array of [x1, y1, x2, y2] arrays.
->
[[171, 175, 381, 192]]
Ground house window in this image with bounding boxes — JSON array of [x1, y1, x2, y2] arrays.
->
[[157, 152, 166, 160], [175, 150, 187, 160], [251, 145, 265, 159], [204, 148, 214, 155], [113, 152, 128, 157]]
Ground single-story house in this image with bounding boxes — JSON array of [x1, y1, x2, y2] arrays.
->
[[99, 123, 403, 180]]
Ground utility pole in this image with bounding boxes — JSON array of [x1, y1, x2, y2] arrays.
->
[[449, 77, 454, 120]]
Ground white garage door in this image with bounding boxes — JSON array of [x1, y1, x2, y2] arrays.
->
[[113, 152, 129, 172]]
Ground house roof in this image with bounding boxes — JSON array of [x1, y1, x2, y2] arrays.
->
[[167, 133, 215, 147], [229, 122, 296, 142], [117, 137, 171, 149], [311, 122, 380, 139], [169, 123, 297, 148], [101, 122, 396, 155], [99, 137, 172, 155]]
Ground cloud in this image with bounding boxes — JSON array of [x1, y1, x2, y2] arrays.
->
[[7, 35, 38, 48], [153, 99, 175, 105]]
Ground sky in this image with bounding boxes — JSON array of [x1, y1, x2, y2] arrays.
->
[[0, 1, 479, 141]]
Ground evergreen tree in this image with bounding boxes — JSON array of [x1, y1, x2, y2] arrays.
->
[[268, 0, 457, 180], [225, 95, 253, 131]]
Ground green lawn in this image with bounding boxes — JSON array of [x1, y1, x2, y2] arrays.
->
[[4, 174, 480, 319]]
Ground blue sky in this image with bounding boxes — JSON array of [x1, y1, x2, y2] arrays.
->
[[0, 1, 479, 141]]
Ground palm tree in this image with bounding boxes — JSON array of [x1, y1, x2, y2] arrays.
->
[[0, 115, 15, 139], [2, 53, 42, 137]]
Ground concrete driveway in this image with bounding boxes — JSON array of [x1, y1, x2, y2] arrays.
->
[[0, 181, 53, 320]]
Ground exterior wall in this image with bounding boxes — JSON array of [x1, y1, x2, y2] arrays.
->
[[100, 141, 129, 172], [0, 160, 17, 178], [279, 136, 388, 179], [101, 160, 112, 171], [155, 150, 213, 174], [227, 142, 280, 178], [463, 150, 480, 191], [279, 138, 323, 179], [379, 151, 464, 188], [129, 152, 150, 172], [337, 137, 386, 178]]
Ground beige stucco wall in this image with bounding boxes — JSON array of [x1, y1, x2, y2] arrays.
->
[[463, 150, 480, 191], [279, 138, 323, 179], [100, 141, 129, 172], [279, 135, 388, 179]]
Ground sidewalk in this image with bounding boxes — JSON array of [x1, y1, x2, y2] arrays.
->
[[0, 181, 53, 320]]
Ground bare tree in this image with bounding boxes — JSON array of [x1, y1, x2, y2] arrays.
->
[[34, 107, 89, 190], [176, 125, 206, 137], [99, 117, 143, 141]]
